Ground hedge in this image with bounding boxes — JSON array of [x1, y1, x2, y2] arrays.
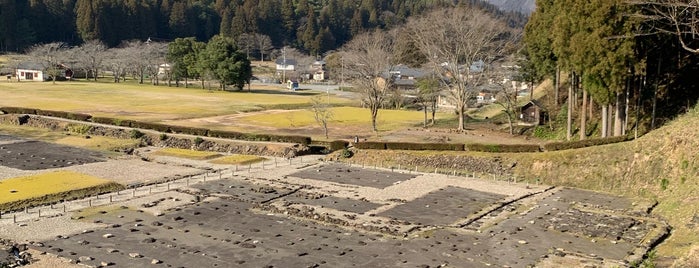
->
[[329, 140, 350, 151], [353, 142, 387, 150], [1, 107, 93, 122], [208, 129, 311, 145], [466, 143, 541, 153], [208, 129, 247, 139], [542, 136, 629, 151], [385, 142, 465, 151], [0, 106, 37, 115], [129, 121, 171, 133], [168, 125, 209, 136]]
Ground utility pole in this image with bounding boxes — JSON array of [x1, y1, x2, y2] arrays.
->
[[282, 47, 287, 84]]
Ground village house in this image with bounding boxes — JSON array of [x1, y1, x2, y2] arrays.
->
[[15, 62, 72, 81], [520, 100, 548, 125]]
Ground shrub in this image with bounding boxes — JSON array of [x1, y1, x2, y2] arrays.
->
[[36, 109, 68, 118], [541, 136, 629, 151], [90, 117, 115, 125], [0, 106, 37, 115], [208, 130, 246, 139], [168, 125, 209, 136], [466, 143, 541, 153], [66, 124, 93, 134], [130, 121, 170, 133], [340, 148, 353, 158], [353, 142, 387, 150], [66, 112, 92, 121], [329, 140, 350, 151], [194, 137, 204, 146], [130, 129, 144, 139], [385, 142, 465, 151], [159, 133, 168, 141]]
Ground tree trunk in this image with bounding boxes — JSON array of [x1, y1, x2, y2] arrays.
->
[[588, 94, 594, 120], [624, 79, 630, 136], [371, 105, 379, 132], [614, 92, 624, 136], [430, 100, 437, 125], [635, 75, 644, 139], [457, 104, 465, 131], [185, 77, 189, 88], [423, 104, 428, 128], [554, 66, 560, 106], [580, 89, 587, 140], [506, 112, 514, 135], [566, 74, 573, 141], [608, 103, 614, 136], [601, 105, 608, 138]]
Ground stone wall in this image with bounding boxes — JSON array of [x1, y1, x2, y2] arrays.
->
[[0, 114, 308, 158]]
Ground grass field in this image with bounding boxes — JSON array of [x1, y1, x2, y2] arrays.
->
[[0, 80, 354, 121], [0, 171, 112, 204], [153, 148, 223, 160]]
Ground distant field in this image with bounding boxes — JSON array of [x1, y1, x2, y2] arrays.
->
[[0, 80, 354, 121], [167, 106, 454, 140]]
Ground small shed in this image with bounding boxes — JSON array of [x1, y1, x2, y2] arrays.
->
[[520, 100, 548, 125]]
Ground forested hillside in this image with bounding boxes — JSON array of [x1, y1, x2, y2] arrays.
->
[[0, 0, 527, 54]]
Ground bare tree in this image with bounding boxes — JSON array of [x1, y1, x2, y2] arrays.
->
[[105, 47, 129, 83], [416, 77, 440, 127], [405, 7, 516, 130], [341, 30, 396, 132], [143, 42, 168, 85], [27, 42, 68, 84], [74, 40, 107, 81], [493, 80, 520, 135], [255, 34, 273, 61], [311, 96, 334, 139], [631, 0, 699, 53]]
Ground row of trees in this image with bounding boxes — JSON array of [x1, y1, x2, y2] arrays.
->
[[0, 0, 527, 55], [522, 0, 699, 140], [340, 6, 518, 132], [11, 35, 251, 90]]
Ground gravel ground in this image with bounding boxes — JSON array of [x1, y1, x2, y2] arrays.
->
[[63, 159, 204, 185]]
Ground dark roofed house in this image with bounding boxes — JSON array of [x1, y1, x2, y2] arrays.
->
[[520, 100, 548, 125], [389, 64, 427, 91], [275, 58, 297, 72]]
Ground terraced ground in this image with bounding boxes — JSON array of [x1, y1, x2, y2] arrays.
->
[[0, 133, 666, 268]]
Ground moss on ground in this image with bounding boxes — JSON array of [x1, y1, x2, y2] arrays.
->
[[153, 148, 222, 160], [209, 154, 266, 165]]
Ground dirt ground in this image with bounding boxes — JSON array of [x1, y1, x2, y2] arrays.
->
[[0, 134, 667, 267]]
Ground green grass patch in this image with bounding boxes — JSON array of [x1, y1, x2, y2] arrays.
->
[[73, 205, 128, 221], [153, 148, 222, 160], [209, 154, 266, 165], [0, 171, 122, 211]]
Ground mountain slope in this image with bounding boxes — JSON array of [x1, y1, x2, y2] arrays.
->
[[484, 0, 536, 14]]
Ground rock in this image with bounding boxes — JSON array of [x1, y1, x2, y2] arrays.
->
[[141, 238, 156, 243], [101, 261, 114, 266], [517, 240, 528, 245], [151, 259, 162, 264], [102, 234, 114, 238], [106, 248, 119, 253], [129, 252, 143, 258], [78, 256, 93, 262]]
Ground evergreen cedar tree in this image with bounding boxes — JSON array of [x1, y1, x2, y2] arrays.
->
[[0, 0, 526, 53]]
